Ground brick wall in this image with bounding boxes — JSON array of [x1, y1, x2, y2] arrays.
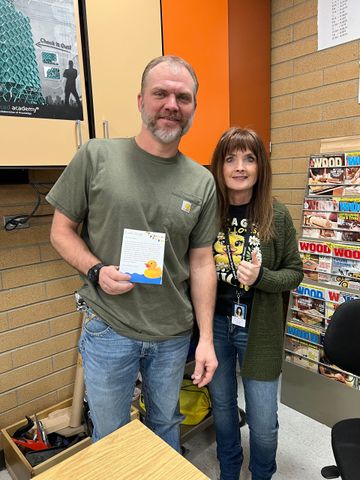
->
[[271, 0, 360, 230], [0, 170, 82, 430]]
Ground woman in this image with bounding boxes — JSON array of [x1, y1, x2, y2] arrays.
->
[[209, 127, 303, 480]]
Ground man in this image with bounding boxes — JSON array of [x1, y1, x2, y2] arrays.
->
[[46, 55, 218, 452]]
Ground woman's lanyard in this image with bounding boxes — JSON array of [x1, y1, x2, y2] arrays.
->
[[224, 228, 251, 304]]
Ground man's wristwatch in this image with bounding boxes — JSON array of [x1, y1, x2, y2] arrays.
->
[[87, 263, 105, 285]]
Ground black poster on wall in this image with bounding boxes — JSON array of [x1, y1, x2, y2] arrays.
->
[[0, 0, 83, 120]]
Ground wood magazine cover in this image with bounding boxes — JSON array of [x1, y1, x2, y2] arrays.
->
[[307, 153, 360, 196], [292, 282, 360, 327], [284, 336, 319, 372], [302, 196, 360, 242], [298, 240, 360, 290]]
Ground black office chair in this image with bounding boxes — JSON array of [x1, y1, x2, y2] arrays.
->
[[321, 299, 360, 480]]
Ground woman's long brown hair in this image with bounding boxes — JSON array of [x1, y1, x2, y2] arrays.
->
[[211, 127, 274, 241]]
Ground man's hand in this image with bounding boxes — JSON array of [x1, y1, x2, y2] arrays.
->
[[191, 339, 218, 388], [237, 250, 261, 286], [98, 266, 134, 295]]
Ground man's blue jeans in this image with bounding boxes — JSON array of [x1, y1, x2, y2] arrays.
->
[[208, 314, 279, 480], [79, 309, 191, 452]]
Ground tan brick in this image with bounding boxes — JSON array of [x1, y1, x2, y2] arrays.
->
[[0, 322, 50, 353], [271, 95, 293, 113], [293, 80, 357, 108], [272, 189, 292, 203], [291, 157, 309, 174], [12, 330, 80, 368], [271, 140, 320, 159], [0, 246, 40, 270], [8, 295, 76, 328], [0, 313, 7, 332], [271, 61, 294, 81], [272, 70, 323, 96], [272, 0, 316, 31], [352, 117, 360, 135], [52, 348, 78, 372], [2, 260, 75, 289], [272, 105, 322, 128], [272, 26, 293, 48], [293, 218, 302, 234], [29, 169, 63, 184], [17, 366, 76, 404], [323, 61, 359, 85], [0, 392, 58, 430], [40, 244, 61, 261], [57, 385, 74, 403], [0, 202, 52, 217], [292, 189, 307, 204], [272, 0, 294, 15], [322, 99, 360, 122], [0, 224, 51, 249], [272, 35, 317, 64], [0, 185, 36, 206], [0, 352, 12, 374], [46, 275, 82, 299], [293, 16, 317, 40], [286, 204, 303, 221], [271, 127, 293, 144], [0, 284, 47, 312], [50, 312, 82, 336], [273, 173, 307, 189], [0, 358, 52, 394], [0, 391, 17, 413], [292, 119, 354, 142], [294, 42, 359, 75], [271, 159, 293, 174]]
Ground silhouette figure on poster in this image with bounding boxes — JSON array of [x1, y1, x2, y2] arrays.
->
[[63, 60, 81, 107]]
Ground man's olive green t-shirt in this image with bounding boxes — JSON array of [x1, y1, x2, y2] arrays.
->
[[46, 138, 218, 340]]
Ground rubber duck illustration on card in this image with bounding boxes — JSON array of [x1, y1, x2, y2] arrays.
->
[[144, 260, 162, 279]]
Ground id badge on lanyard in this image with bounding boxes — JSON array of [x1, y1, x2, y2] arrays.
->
[[224, 229, 250, 328], [232, 300, 247, 328]]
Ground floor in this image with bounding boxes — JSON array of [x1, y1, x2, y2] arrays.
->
[[0, 381, 335, 480], [183, 396, 335, 479]]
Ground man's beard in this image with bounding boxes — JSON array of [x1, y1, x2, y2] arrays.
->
[[141, 104, 193, 144]]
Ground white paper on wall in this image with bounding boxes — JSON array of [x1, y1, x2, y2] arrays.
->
[[318, 0, 360, 51]]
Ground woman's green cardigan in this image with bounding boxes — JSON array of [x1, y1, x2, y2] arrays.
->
[[241, 201, 304, 380]]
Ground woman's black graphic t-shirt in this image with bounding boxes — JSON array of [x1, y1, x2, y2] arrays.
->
[[212, 204, 262, 325]]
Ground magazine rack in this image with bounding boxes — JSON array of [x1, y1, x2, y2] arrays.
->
[[281, 150, 360, 427]]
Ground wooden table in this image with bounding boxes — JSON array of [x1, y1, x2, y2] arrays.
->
[[35, 420, 209, 480]]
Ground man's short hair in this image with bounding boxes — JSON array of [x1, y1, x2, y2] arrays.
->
[[141, 55, 199, 100]]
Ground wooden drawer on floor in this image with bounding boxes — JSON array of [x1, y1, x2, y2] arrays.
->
[[1, 398, 139, 480]]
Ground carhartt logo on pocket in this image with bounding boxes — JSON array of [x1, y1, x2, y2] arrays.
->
[[181, 200, 192, 213]]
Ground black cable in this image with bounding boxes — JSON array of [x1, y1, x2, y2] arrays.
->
[[4, 183, 54, 231]]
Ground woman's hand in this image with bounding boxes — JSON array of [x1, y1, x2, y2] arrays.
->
[[237, 250, 261, 286]]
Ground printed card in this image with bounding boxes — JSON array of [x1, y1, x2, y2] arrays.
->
[[119, 229, 166, 285]]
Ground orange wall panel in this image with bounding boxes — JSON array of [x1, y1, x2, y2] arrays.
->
[[161, 0, 230, 165], [228, 0, 270, 151]]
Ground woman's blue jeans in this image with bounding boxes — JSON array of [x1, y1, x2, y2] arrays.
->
[[79, 310, 191, 452], [208, 314, 279, 480]]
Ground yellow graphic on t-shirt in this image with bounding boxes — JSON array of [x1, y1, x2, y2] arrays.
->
[[214, 231, 245, 268], [213, 223, 261, 291]]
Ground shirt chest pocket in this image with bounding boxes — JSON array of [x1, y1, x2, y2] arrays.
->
[[163, 192, 202, 236]]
